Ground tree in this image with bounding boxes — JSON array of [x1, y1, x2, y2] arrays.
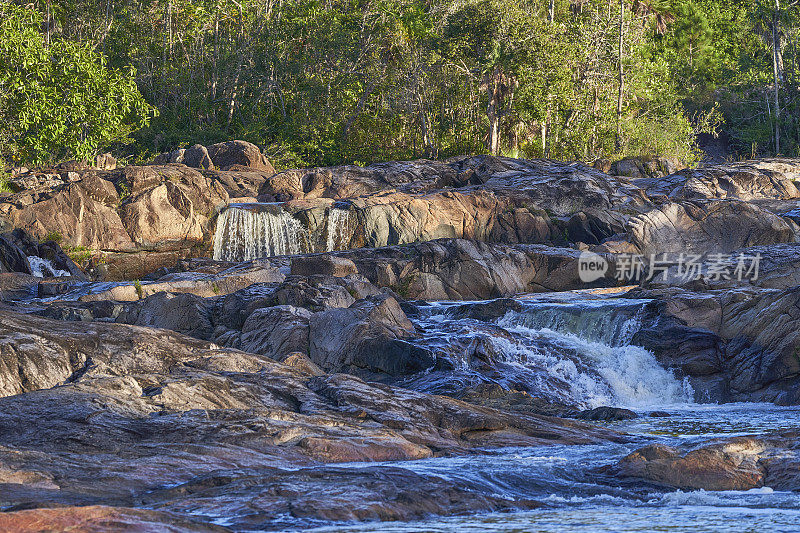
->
[[0, 1, 154, 165]]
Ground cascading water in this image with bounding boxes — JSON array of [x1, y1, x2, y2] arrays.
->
[[324, 207, 354, 251], [27, 256, 70, 278], [408, 295, 693, 409], [213, 204, 310, 261]]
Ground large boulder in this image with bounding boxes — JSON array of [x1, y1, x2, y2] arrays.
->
[[308, 294, 430, 376], [609, 435, 800, 491], [637, 159, 800, 201], [207, 140, 275, 172], [630, 285, 800, 404], [182, 143, 214, 170], [1, 173, 134, 250], [628, 200, 799, 256]]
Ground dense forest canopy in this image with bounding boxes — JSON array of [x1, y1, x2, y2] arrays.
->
[[0, 0, 798, 168]]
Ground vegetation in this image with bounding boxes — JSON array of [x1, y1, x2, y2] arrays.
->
[[0, 1, 154, 165], [0, 0, 798, 168]]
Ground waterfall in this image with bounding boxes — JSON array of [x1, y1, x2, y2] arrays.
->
[[412, 297, 693, 409], [324, 207, 354, 251], [213, 205, 309, 262], [28, 256, 70, 278]]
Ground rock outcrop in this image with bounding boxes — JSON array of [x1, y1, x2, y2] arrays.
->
[[0, 310, 618, 528], [631, 284, 800, 404], [608, 434, 800, 491]]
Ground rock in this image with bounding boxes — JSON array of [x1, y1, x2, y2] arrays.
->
[[609, 434, 800, 491], [207, 140, 274, 172], [308, 294, 429, 376], [282, 352, 325, 376], [0, 272, 38, 301], [566, 209, 626, 245], [574, 406, 638, 421], [646, 243, 800, 291], [4, 228, 87, 280], [115, 292, 215, 339], [0, 310, 619, 528], [239, 305, 312, 358], [79, 259, 284, 302], [324, 239, 622, 300], [0, 506, 230, 533], [94, 153, 117, 171], [291, 255, 358, 278], [611, 156, 685, 179], [629, 285, 800, 404], [628, 200, 799, 256], [182, 144, 215, 170], [140, 465, 539, 529], [3, 173, 135, 250], [113, 165, 229, 248], [637, 159, 800, 201], [0, 233, 31, 274]]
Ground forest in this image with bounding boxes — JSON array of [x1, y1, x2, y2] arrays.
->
[[0, 0, 797, 169]]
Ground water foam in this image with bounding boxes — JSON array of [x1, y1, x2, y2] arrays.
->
[[324, 207, 354, 251], [212, 205, 309, 261], [28, 255, 70, 278]]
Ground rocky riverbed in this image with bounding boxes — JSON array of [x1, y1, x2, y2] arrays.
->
[[0, 146, 799, 531]]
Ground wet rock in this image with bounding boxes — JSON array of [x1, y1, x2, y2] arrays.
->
[[140, 465, 539, 529], [0, 506, 229, 533], [630, 285, 800, 404], [574, 406, 638, 421], [609, 434, 800, 491], [0, 310, 620, 528], [0, 272, 38, 301], [0, 232, 31, 274]]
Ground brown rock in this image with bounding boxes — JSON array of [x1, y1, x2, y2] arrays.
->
[[0, 506, 230, 533], [207, 140, 274, 172]]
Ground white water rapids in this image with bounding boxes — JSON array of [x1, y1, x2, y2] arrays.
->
[[28, 255, 70, 277], [411, 296, 693, 409]]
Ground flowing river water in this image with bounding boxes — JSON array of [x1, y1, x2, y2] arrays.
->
[[14, 255, 800, 531], [304, 292, 800, 532]]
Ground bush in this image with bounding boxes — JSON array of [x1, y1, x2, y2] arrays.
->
[[0, 2, 155, 165]]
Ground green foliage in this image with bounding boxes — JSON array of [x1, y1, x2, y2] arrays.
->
[[42, 231, 63, 243], [2, 0, 798, 166], [0, 1, 155, 165], [63, 245, 93, 265], [133, 279, 143, 300]]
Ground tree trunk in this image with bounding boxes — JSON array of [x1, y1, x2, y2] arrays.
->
[[486, 66, 502, 156], [773, 0, 781, 154], [616, 0, 624, 153], [212, 12, 219, 101], [549, 0, 555, 23]]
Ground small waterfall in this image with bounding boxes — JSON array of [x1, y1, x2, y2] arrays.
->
[[324, 207, 354, 251], [28, 256, 70, 278], [412, 297, 693, 409], [213, 205, 309, 261]]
